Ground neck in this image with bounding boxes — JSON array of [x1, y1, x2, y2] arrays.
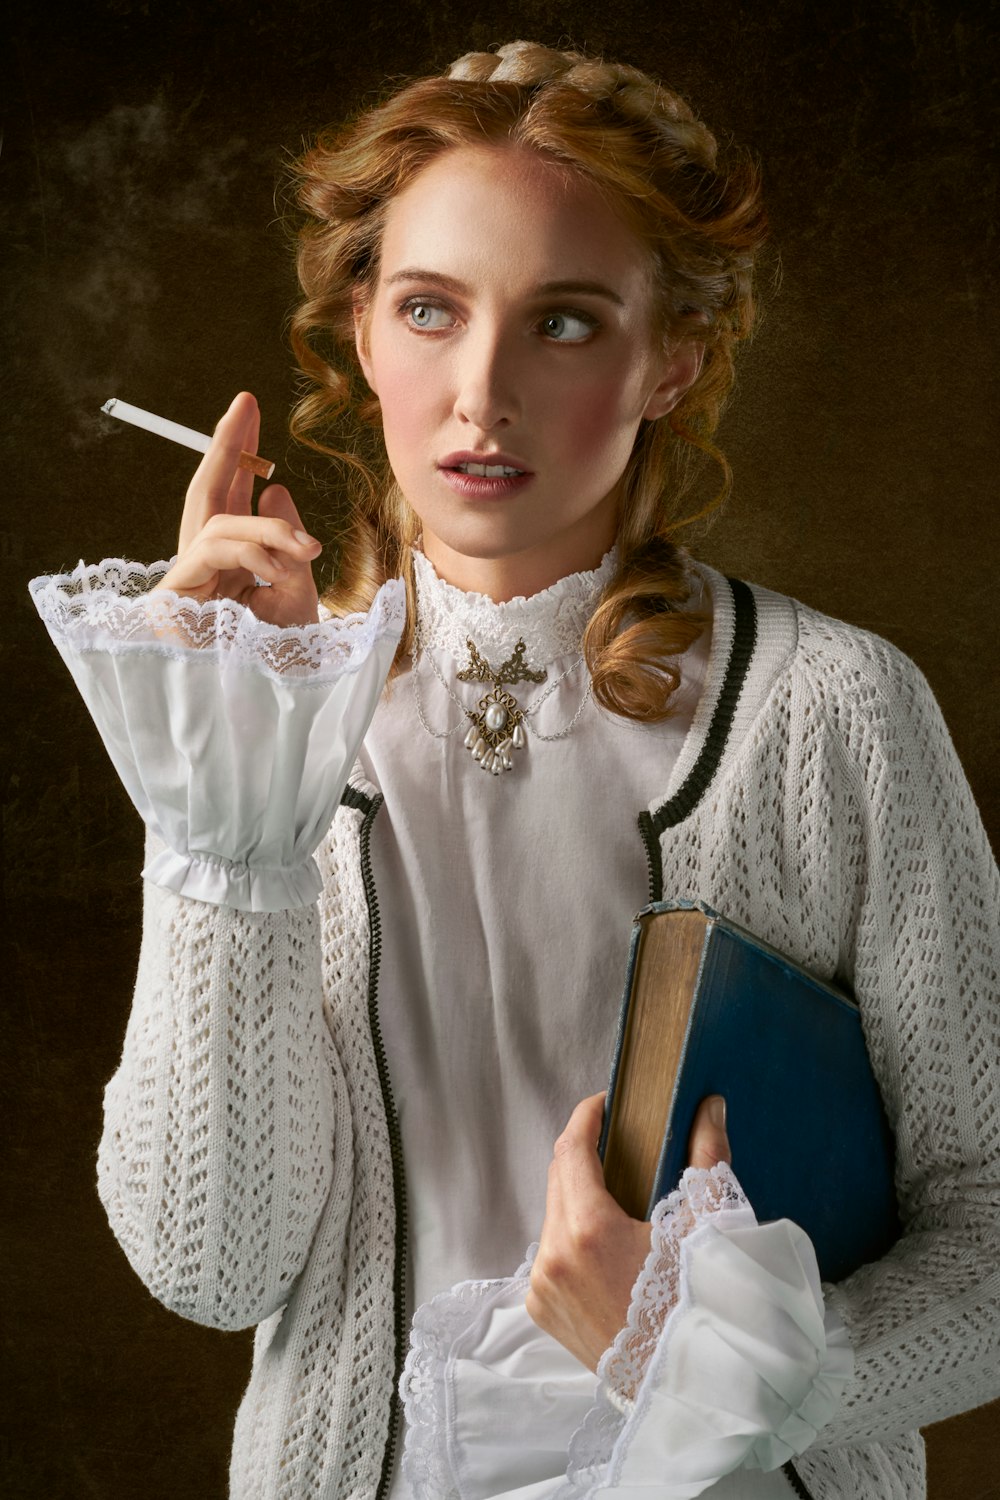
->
[[420, 531, 618, 604], [410, 542, 619, 670]]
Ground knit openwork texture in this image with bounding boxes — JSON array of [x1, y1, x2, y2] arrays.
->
[[95, 589, 999, 1500]]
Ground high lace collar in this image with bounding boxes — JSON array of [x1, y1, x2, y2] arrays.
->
[[412, 546, 618, 666]]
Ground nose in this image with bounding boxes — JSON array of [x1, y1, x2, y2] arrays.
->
[[453, 325, 520, 432]]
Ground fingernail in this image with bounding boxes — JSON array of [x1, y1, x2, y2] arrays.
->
[[708, 1096, 727, 1129], [294, 530, 319, 547]]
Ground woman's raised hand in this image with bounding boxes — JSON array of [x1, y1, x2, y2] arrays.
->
[[156, 391, 322, 627]]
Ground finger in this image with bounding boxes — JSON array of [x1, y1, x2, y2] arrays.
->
[[190, 515, 319, 597], [542, 1096, 599, 1239], [164, 539, 291, 597], [224, 394, 261, 519], [257, 483, 313, 542], [559, 1091, 608, 1149], [541, 1138, 565, 1235], [551, 1093, 610, 1201], [686, 1094, 731, 1171], [179, 392, 260, 550], [206, 539, 290, 585], [200, 512, 321, 562]]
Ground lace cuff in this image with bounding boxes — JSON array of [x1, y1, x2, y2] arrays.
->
[[568, 1164, 854, 1496], [29, 559, 405, 911], [398, 1164, 853, 1500]]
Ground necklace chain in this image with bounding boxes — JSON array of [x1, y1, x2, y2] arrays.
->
[[411, 624, 593, 766]]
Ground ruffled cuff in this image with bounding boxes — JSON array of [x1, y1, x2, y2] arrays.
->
[[401, 1250, 599, 1500], [398, 1163, 853, 1500], [29, 558, 405, 912], [572, 1163, 854, 1497]]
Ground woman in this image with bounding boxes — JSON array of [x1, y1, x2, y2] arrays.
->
[[30, 40, 998, 1500]]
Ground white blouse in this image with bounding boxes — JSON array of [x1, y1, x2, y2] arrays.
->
[[363, 546, 710, 1315], [29, 552, 853, 1500]]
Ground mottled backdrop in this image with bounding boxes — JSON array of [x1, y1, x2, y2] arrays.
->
[[3, 1, 997, 1496]]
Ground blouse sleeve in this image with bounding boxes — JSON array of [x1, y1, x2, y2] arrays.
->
[[398, 1163, 853, 1500], [29, 558, 405, 911], [566, 1165, 853, 1498]]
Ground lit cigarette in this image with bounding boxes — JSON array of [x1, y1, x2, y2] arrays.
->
[[101, 398, 275, 480]]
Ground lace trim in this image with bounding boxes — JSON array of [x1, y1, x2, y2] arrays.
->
[[29, 558, 405, 683], [399, 1246, 537, 1499], [399, 1166, 750, 1500], [411, 547, 618, 665], [554, 1162, 750, 1497]]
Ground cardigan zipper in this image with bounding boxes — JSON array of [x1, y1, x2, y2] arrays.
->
[[781, 1460, 816, 1499], [638, 809, 664, 904], [637, 576, 758, 905], [353, 789, 410, 1500]]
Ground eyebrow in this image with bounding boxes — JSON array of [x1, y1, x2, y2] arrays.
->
[[383, 268, 625, 307]]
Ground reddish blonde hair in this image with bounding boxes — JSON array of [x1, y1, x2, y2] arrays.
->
[[288, 40, 767, 719]]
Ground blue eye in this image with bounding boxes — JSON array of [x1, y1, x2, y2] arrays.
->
[[404, 301, 452, 330], [540, 311, 597, 342]]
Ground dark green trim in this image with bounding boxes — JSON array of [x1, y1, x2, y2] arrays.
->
[[782, 1460, 816, 1499], [638, 808, 663, 909], [640, 577, 758, 903], [340, 782, 376, 816], [352, 790, 409, 1500]]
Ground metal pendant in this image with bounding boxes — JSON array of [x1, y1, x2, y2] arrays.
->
[[458, 638, 545, 774]]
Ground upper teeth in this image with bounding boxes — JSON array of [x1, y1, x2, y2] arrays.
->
[[455, 463, 523, 477]]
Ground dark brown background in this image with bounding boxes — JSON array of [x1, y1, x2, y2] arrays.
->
[[3, 1, 998, 1496]]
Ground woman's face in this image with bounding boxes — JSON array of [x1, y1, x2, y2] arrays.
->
[[355, 144, 700, 600]]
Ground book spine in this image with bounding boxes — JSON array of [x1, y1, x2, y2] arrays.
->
[[647, 918, 714, 1215]]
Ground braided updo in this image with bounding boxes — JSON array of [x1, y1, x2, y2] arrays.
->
[[289, 40, 767, 721]]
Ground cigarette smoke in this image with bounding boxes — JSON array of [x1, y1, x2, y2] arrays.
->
[[33, 97, 251, 449]]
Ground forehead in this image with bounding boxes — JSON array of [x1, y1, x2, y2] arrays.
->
[[377, 144, 654, 300]]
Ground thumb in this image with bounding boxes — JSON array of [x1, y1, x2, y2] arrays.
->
[[557, 1091, 608, 1156], [687, 1094, 731, 1170], [552, 1092, 610, 1196]]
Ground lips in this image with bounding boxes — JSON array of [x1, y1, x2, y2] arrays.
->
[[438, 463, 534, 501]]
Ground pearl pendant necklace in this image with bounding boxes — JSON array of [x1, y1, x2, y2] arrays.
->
[[457, 639, 546, 774], [411, 629, 594, 776]]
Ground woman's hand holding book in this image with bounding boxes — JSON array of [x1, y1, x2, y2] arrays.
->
[[527, 1091, 731, 1372]]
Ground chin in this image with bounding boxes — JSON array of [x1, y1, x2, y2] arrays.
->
[[421, 517, 541, 564]]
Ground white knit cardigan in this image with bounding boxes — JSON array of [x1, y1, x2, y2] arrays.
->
[[86, 567, 999, 1500]]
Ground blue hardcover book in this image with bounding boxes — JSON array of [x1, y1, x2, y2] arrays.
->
[[598, 899, 900, 1283]]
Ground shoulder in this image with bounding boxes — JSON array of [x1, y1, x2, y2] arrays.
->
[[693, 562, 946, 759], [739, 573, 943, 729], [732, 576, 966, 813]]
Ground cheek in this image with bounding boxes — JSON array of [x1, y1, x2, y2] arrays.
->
[[551, 370, 643, 469], [373, 356, 438, 465]]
